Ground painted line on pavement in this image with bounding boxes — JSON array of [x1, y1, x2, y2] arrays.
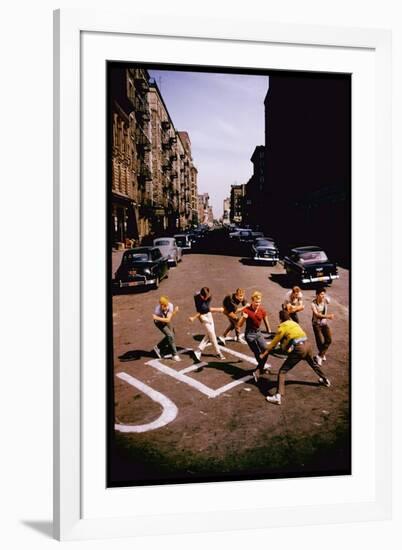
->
[[219, 345, 258, 365], [146, 344, 258, 398], [145, 359, 216, 398], [115, 372, 178, 433], [179, 362, 208, 375]]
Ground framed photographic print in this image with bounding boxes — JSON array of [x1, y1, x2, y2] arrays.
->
[[54, 8, 392, 541]]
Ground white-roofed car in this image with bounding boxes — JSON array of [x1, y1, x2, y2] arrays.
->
[[174, 233, 192, 253], [153, 237, 182, 267]]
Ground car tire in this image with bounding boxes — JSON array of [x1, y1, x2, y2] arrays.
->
[[154, 276, 160, 289], [272, 261, 277, 266]]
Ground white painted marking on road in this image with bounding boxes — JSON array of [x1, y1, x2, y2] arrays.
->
[[115, 372, 178, 433], [179, 362, 208, 375], [211, 374, 254, 396], [219, 345, 258, 365], [146, 359, 216, 398], [145, 345, 258, 398]]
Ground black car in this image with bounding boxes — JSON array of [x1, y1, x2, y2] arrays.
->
[[251, 238, 280, 265], [283, 246, 339, 285], [114, 247, 169, 290]]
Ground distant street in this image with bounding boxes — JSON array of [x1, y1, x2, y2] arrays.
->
[[110, 232, 350, 485]]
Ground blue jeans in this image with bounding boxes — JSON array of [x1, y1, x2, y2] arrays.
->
[[245, 330, 268, 373], [154, 322, 177, 356]]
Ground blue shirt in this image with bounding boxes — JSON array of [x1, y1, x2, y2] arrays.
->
[[194, 293, 211, 314]]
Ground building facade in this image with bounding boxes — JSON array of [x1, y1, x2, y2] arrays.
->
[[110, 67, 199, 248], [263, 73, 351, 264], [230, 184, 246, 224], [242, 145, 265, 230], [222, 197, 230, 225], [111, 67, 152, 246]]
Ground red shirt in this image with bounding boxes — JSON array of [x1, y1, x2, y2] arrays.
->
[[243, 305, 267, 331]]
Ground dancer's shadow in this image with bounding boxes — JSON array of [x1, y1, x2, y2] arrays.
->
[[118, 349, 155, 362]]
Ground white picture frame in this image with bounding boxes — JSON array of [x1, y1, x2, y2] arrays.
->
[[53, 8, 392, 541]]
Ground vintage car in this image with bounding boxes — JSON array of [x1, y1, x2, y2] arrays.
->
[[250, 237, 280, 265], [114, 247, 169, 290], [174, 233, 192, 252], [283, 246, 339, 284], [153, 237, 182, 267]]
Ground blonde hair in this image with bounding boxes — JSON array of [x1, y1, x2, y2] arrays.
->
[[251, 291, 262, 301], [159, 295, 169, 306]]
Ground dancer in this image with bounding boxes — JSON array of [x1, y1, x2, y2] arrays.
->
[[282, 285, 304, 323], [152, 296, 180, 362], [311, 287, 334, 365], [238, 290, 272, 382], [261, 310, 331, 405], [218, 288, 248, 345], [189, 287, 225, 361]]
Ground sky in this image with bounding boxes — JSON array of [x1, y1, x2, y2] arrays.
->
[[149, 69, 269, 219]]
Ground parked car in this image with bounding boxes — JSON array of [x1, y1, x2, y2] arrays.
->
[[229, 228, 249, 239], [174, 233, 192, 253], [251, 231, 265, 240], [250, 237, 280, 265], [283, 246, 339, 284], [153, 237, 182, 267], [114, 247, 168, 290]]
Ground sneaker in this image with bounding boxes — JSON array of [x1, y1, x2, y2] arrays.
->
[[194, 350, 202, 362], [314, 355, 323, 366], [266, 393, 281, 405], [319, 377, 331, 387], [153, 346, 161, 359], [217, 336, 226, 346], [322, 355, 327, 361], [252, 370, 259, 383], [238, 334, 247, 344], [263, 363, 272, 373], [172, 355, 182, 362]]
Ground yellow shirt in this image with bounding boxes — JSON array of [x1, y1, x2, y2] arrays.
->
[[268, 320, 307, 352]]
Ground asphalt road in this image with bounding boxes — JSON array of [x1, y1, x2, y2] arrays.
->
[[110, 243, 350, 486]]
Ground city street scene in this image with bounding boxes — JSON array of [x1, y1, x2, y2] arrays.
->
[[108, 64, 351, 487]]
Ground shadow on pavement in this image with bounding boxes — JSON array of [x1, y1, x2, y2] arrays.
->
[[269, 273, 293, 289], [118, 349, 155, 362]]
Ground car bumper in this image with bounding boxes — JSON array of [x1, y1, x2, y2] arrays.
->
[[118, 278, 156, 288], [301, 274, 339, 283], [253, 256, 279, 262]]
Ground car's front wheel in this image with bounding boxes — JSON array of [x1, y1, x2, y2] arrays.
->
[[153, 276, 160, 289]]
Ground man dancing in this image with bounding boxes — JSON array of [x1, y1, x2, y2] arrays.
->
[[261, 310, 331, 405]]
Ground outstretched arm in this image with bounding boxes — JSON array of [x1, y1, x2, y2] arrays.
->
[[153, 306, 179, 324], [188, 312, 201, 322]]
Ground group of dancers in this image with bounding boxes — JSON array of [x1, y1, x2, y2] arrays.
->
[[152, 285, 334, 405]]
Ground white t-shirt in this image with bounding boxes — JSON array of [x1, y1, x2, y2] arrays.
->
[[154, 302, 173, 318]]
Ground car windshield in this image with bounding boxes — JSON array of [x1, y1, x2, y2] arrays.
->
[[175, 237, 186, 244], [298, 250, 328, 264], [256, 240, 275, 247], [154, 240, 171, 246], [123, 253, 148, 262]]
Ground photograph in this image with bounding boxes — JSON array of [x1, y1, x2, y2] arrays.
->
[[107, 62, 351, 487]]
